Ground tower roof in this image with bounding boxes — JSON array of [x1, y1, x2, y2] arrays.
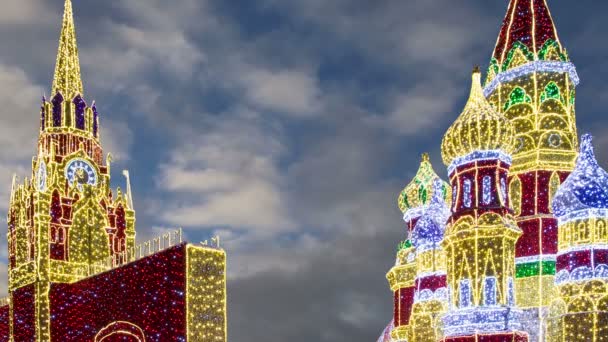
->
[[52, 0, 83, 100], [490, 0, 567, 73], [411, 179, 450, 250], [552, 134, 608, 220], [441, 69, 515, 167], [398, 153, 450, 217]]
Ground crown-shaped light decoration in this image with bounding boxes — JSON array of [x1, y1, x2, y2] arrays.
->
[[552, 134, 608, 222], [441, 68, 515, 167], [411, 179, 450, 251], [398, 153, 450, 222]]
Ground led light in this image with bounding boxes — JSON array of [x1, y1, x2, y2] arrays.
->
[[4, 1, 227, 340]]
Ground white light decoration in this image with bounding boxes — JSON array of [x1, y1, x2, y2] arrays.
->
[[459, 279, 471, 308], [507, 277, 514, 306], [463, 179, 471, 208], [411, 179, 450, 252], [483, 61, 579, 97], [483, 277, 497, 306], [552, 134, 608, 221], [447, 150, 512, 175], [500, 177, 507, 205], [442, 307, 525, 337], [482, 176, 492, 205]]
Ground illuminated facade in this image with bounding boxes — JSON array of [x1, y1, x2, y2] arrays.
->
[[440, 69, 527, 342], [546, 134, 608, 341], [485, 1, 577, 339], [1, 1, 227, 341], [378, 0, 608, 341]]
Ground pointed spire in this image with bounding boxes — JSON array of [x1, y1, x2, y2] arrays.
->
[[52, 0, 83, 100], [491, 0, 565, 68], [9, 174, 17, 205]]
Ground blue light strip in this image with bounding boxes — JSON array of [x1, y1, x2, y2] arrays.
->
[[447, 150, 512, 175], [442, 307, 525, 337], [484, 61, 579, 97]]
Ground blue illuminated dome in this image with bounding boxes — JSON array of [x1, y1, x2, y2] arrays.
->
[[411, 179, 450, 250], [552, 134, 608, 220]]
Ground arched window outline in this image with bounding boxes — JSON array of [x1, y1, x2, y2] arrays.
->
[[500, 177, 507, 205], [483, 276, 497, 306], [463, 179, 472, 208], [507, 277, 515, 306], [73, 95, 86, 130], [459, 279, 471, 308], [510, 178, 522, 216], [50, 190, 62, 223], [482, 176, 492, 205], [52, 93, 63, 127]]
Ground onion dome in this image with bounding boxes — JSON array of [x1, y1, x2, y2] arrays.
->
[[376, 320, 394, 342], [441, 68, 516, 167], [398, 153, 450, 221], [552, 134, 608, 220], [411, 179, 450, 250]]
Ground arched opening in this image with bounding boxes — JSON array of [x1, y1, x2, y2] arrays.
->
[[95, 322, 145, 342]]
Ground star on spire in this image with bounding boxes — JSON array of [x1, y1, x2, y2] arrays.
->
[[52, 0, 83, 100]]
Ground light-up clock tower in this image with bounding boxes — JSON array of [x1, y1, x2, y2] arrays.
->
[[7, 0, 135, 339]]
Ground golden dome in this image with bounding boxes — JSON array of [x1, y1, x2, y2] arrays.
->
[[398, 153, 451, 214], [441, 68, 515, 167]]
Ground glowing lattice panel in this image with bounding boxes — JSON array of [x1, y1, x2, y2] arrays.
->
[[186, 245, 227, 342]]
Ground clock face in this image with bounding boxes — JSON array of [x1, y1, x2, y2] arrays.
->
[[37, 162, 47, 191], [65, 159, 97, 189]]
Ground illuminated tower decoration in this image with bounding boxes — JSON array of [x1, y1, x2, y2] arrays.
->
[[484, 1, 579, 338], [3, 1, 228, 341], [385, 153, 450, 342], [408, 179, 449, 342], [8, 0, 135, 338], [440, 68, 527, 341], [546, 134, 608, 341]]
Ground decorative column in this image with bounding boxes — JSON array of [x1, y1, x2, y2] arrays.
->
[[440, 68, 527, 342], [547, 134, 608, 341], [409, 179, 449, 342]]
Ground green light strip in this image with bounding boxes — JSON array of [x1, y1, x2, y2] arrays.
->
[[515, 261, 556, 278]]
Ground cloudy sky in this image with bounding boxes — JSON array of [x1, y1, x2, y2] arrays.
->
[[1, 0, 608, 341]]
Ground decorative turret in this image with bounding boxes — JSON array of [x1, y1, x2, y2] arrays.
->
[[388, 154, 450, 342], [483, 3, 580, 337], [552, 134, 608, 220], [547, 134, 608, 341], [6, 3, 136, 339], [441, 68, 515, 172], [398, 153, 451, 226], [439, 68, 527, 342], [408, 179, 449, 342], [411, 179, 450, 252]]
